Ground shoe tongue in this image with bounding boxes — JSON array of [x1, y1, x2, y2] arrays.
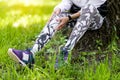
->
[[22, 51, 29, 61]]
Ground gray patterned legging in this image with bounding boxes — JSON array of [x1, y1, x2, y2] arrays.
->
[[31, 4, 104, 54]]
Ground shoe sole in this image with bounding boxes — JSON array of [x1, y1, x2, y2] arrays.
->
[[8, 48, 26, 66]]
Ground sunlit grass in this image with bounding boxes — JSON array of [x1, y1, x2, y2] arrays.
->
[[13, 15, 49, 28], [0, 0, 60, 28], [3, 0, 60, 6]]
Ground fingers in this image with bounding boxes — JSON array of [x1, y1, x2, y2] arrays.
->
[[57, 23, 64, 30], [55, 19, 64, 30], [55, 17, 69, 30]]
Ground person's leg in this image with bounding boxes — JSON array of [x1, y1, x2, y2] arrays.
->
[[8, 12, 70, 66], [56, 4, 104, 65], [64, 4, 104, 51], [31, 12, 71, 55], [30, 14, 59, 54]]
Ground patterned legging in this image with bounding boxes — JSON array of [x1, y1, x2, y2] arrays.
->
[[31, 4, 104, 54]]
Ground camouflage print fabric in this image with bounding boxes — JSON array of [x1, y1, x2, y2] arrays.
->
[[65, 4, 104, 50], [31, 13, 70, 53], [31, 4, 104, 54]]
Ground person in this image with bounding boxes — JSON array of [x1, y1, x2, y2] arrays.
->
[[8, 0, 107, 67]]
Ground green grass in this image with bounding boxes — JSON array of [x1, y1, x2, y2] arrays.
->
[[0, 0, 120, 80]]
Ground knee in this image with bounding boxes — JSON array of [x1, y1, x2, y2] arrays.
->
[[80, 4, 97, 14]]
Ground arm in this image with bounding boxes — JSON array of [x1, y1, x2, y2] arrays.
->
[[70, 12, 80, 20]]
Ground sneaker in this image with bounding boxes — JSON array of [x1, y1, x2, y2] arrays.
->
[[8, 48, 34, 67], [55, 46, 69, 68]]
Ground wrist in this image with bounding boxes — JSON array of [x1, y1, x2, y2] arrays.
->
[[68, 15, 72, 21]]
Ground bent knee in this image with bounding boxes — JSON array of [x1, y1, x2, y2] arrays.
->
[[80, 4, 97, 14]]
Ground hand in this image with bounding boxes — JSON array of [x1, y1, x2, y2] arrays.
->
[[56, 17, 69, 30], [53, 8, 61, 15]]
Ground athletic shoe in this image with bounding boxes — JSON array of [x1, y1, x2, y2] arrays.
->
[[55, 46, 69, 68], [8, 48, 34, 67]]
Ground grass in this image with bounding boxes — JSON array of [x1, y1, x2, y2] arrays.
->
[[0, 0, 120, 80]]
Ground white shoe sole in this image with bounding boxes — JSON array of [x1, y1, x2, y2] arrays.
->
[[8, 48, 26, 66]]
